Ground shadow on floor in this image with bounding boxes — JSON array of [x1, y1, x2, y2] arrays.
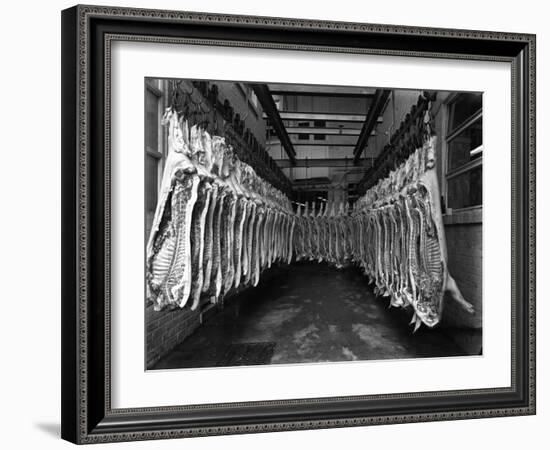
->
[[153, 262, 479, 370]]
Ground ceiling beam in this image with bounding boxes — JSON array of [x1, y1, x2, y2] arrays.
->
[[268, 135, 360, 146], [250, 83, 297, 165], [263, 112, 367, 122], [270, 90, 374, 99], [267, 84, 376, 96], [293, 176, 331, 184], [268, 142, 357, 148], [268, 130, 376, 147], [271, 127, 362, 136], [353, 89, 392, 165], [293, 185, 333, 191], [275, 158, 373, 168]]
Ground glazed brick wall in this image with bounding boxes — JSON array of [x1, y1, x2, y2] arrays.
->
[[146, 303, 201, 369], [442, 223, 483, 329]]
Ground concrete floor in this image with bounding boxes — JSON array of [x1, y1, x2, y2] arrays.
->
[[153, 262, 471, 370]]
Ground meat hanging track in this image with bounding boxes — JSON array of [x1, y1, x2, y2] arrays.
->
[[146, 108, 473, 331]]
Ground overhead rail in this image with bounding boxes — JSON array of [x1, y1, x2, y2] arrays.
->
[[250, 83, 297, 165], [356, 92, 437, 194], [352, 89, 392, 165]]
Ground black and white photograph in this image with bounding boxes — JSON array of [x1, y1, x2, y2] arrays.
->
[[144, 79, 483, 370]]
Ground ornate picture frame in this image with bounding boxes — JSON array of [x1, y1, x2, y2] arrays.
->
[[61, 4, 536, 444]]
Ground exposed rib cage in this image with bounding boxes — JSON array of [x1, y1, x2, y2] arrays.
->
[[146, 108, 295, 311]]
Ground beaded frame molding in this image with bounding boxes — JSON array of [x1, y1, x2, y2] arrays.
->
[[61, 4, 536, 444]]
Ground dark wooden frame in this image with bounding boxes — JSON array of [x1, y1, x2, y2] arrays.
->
[[61, 4, 536, 444]]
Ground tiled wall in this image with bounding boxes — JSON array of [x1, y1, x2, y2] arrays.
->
[[442, 222, 483, 329]]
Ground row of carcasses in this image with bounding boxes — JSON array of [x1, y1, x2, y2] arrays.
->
[[293, 202, 354, 268], [146, 108, 296, 311], [293, 193, 443, 328], [147, 110, 457, 329], [292, 139, 454, 330], [292, 195, 444, 330]]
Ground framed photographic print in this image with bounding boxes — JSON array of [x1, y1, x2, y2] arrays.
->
[[61, 4, 536, 444]]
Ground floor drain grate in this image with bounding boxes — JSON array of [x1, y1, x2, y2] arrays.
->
[[216, 342, 276, 366]]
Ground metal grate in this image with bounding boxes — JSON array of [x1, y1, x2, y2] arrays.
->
[[216, 342, 276, 367]]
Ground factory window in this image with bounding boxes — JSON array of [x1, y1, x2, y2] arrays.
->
[[145, 83, 163, 238], [313, 120, 326, 140], [298, 121, 310, 140], [445, 93, 483, 210]]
